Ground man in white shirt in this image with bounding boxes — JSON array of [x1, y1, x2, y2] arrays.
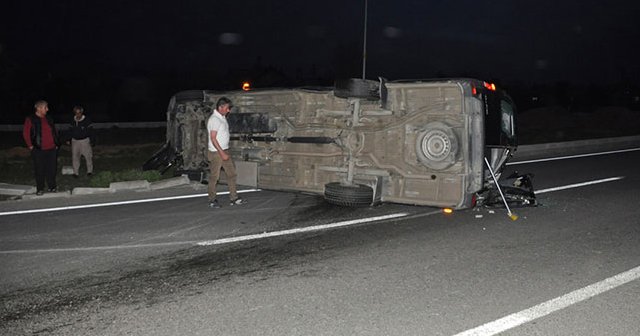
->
[[206, 97, 245, 208]]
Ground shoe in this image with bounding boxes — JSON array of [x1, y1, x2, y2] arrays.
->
[[208, 199, 221, 208], [230, 198, 246, 206], [87, 172, 93, 177], [48, 188, 57, 193], [36, 190, 44, 196], [73, 174, 79, 178]]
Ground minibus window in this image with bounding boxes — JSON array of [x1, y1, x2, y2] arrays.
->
[[500, 99, 515, 139]]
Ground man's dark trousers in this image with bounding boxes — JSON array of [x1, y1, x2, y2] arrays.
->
[[32, 149, 57, 191]]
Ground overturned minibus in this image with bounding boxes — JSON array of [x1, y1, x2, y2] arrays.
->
[[145, 77, 529, 209]]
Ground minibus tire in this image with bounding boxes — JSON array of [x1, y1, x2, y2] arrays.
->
[[324, 182, 374, 207]]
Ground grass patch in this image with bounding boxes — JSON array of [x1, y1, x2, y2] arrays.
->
[[0, 142, 170, 192]]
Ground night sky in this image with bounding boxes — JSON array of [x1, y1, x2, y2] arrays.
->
[[2, 0, 639, 122]]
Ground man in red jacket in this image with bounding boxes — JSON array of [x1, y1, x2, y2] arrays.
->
[[23, 100, 60, 195]]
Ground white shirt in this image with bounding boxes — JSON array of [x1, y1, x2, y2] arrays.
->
[[207, 110, 230, 152]]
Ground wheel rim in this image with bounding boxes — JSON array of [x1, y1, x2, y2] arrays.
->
[[415, 122, 459, 170], [420, 129, 451, 162]]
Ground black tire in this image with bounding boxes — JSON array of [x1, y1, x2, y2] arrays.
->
[[334, 78, 379, 99], [324, 182, 374, 207]]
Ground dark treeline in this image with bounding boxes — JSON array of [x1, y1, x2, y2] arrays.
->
[[2, 61, 639, 124], [506, 80, 640, 115]]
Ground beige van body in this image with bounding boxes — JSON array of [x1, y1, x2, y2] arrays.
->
[[157, 78, 517, 208]]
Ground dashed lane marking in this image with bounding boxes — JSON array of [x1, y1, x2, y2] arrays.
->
[[535, 176, 624, 194], [452, 265, 640, 336], [195, 212, 410, 246], [0, 212, 410, 254]]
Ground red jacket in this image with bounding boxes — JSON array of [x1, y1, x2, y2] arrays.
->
[[23, 115, 58, 150]]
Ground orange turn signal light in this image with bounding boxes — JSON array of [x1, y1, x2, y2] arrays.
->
[[483, 82, 496, 91], [242, 82, 251, 91], [443, 208, 454, 214]]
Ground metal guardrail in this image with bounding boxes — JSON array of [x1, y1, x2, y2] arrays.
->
[[513, 135, 640, 161], [0, 122, 167, 132]]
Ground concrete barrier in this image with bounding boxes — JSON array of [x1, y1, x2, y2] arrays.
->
[[109, 180, 151, 192], [22, 191, 71, 200], [0, 183, 36, 196], [72, 187, 111, 195], [513, 135, 640, 161], [61, 166, 75, 175], [149, 176, 190, 190]]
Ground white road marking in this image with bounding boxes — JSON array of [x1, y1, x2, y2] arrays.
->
[[0, 212, 410, 254], [535, 176, 624, 194], [196, 212, 410, 246], [452, 265, 640, 336], [508, 147, 640, 165], [0, 176, 626, 252], [0, 189, 260, 217]]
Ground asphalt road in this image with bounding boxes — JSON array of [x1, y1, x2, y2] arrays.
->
[[1, 149, 639, 335]]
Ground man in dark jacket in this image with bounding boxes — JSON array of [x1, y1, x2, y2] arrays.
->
[[68, 105, 93, 177], [22, 100, 60, 195]]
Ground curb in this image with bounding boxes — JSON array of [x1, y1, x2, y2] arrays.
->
[[22, 191, 72, 200], [2, 176, 192, 199], [72, 187, 111, 195], [110, 180, 151, 192], [0, 183, 36, 196], [150, 176, 191, 190]]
